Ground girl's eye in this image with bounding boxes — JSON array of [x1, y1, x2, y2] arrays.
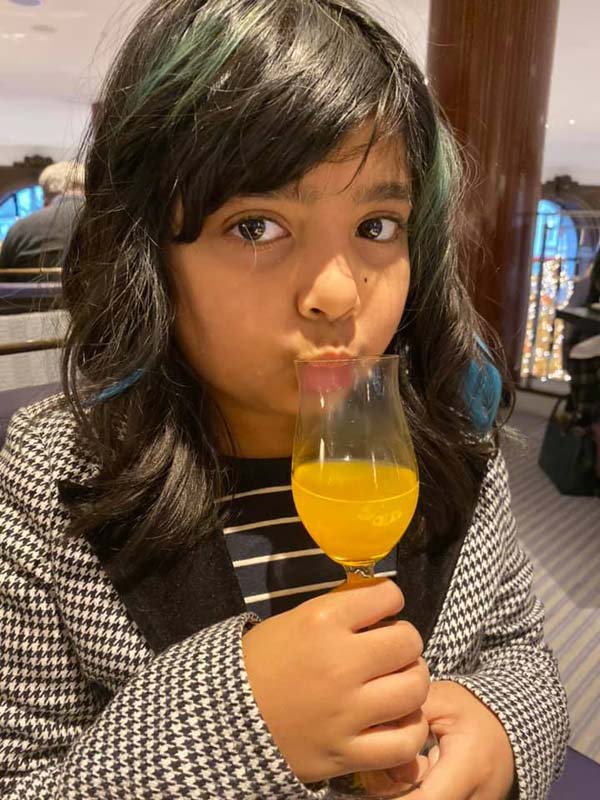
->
[[357, 217, 404, 242], [231, 217, 287, 244]]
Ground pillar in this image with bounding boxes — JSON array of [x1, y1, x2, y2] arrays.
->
[[427, 0, 559, 378]]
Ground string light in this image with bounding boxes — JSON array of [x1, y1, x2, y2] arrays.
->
[[520, 255, 572, 381]]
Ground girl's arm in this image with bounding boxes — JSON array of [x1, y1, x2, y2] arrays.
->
[[428, 453, 570, 799], [0, 411, 325, 800]]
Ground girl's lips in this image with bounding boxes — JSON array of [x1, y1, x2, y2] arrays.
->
[[297, 358, 356, 394], [297, 350, 357, 362]]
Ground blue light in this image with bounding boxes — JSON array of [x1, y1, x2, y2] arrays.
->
[[533, 198, 578, 280], [0, 185, 44, 242]]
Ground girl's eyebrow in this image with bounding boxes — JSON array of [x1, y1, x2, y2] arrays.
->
[[242, 181, 412, 206], [350, 181, 412, 206]]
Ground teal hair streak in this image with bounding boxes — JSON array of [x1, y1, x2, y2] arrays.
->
[[409, 121, 462, 286], [121, 2, 275, 130]]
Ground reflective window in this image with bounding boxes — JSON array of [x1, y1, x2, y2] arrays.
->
[[0, 185, 44, 241]]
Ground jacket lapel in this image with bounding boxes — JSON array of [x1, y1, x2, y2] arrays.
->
[[396, 517, 467, 648], [85, 526, 246, 654], [51, 398, 245, 656]]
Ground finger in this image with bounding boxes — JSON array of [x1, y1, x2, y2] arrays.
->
[[358, 623, 424, 679], [358, 659, 430, 726], [346, 710, 430, 773], [427, 744, 440, 770], [331, 578, 405, 631], [407, 738, 476, 800]]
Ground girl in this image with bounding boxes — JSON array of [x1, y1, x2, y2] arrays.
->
[[0, 1, 568, 798]]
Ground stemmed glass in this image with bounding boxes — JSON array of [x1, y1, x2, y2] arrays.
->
[[291, 354, 429, 799]]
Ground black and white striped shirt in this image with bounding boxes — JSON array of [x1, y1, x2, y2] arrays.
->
[[221, 456, 398, 619]]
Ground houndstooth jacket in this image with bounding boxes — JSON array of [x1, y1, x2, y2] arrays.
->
[[0, 396, 569, 799]]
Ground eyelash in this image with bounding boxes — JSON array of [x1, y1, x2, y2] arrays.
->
[[228, 216, 407, 248]]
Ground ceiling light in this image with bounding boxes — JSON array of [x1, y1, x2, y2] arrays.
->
[[569, 119, 576, 126], [1, 32, 27, 40]]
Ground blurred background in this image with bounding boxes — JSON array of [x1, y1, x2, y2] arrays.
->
[[0, 1, 598, 796]]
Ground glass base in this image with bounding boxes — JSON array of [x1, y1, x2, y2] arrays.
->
[[324, 732, 438, 799], [325, 774, 416, 799]]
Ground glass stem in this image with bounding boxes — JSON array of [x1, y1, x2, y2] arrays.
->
[[344, 563, 376, 585]]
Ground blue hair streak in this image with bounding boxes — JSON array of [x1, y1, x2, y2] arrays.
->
[[95, 368, 146, 403], [463, 338, 502, 433]]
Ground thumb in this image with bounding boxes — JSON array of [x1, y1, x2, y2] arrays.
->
[[404, 736, 473, 800]]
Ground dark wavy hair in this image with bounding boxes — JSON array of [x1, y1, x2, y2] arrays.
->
[[58, 0, 506, 570]]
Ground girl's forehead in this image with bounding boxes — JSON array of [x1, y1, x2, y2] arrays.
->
[[279, 132, 410, 197], [208, 132, 411, 213]]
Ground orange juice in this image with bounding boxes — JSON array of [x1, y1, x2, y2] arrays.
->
[[292, 460, 418, 566]]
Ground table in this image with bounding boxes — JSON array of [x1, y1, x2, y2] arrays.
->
[[556, 306, 600, 336]]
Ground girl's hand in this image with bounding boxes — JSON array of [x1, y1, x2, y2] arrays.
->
[[242, 579, 430, 784], [401, 680, 515, 800]]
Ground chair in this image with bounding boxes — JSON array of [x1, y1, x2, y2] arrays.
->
[[0, 268, 62, 280], [0, 280, 63, 314], [548, 747, 600, 799], [0, 337, 63, 356], [0, 310, 67, 425]]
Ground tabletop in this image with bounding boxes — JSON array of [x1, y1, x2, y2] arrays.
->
[[556, 306, 600, 335]]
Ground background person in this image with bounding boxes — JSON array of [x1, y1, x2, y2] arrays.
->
[[0, 160, 85, 278]]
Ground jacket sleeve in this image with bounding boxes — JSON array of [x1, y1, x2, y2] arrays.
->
[[0, 410, 327, 799], [434, 453, 570, 800], [0, 226, 16, 269]]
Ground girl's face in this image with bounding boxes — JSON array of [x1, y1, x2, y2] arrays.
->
[[168, 125, 412, 456]]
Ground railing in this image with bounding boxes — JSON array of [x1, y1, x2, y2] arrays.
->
[[0, 267, 63, 313], [0, 267, 62, 279], [519, 209, 600, 389], [0, 338, 64, 356], [0, 308, 68, 391]]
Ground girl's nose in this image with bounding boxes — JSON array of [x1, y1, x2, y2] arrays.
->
[[297, 256, 361, 323]]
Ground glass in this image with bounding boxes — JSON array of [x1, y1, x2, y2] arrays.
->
[[292, 355, 434, 799]]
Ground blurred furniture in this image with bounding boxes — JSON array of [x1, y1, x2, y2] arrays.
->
[[0, 310, 67, 392], [0, 381, 61, 449], [548, 747, 600, 799], [0, 280, 63, 313], [0, 337, 63, 356], [0, 267, 61, 280], [539, 397, 599, 496], [556, 306, 600, 336]]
